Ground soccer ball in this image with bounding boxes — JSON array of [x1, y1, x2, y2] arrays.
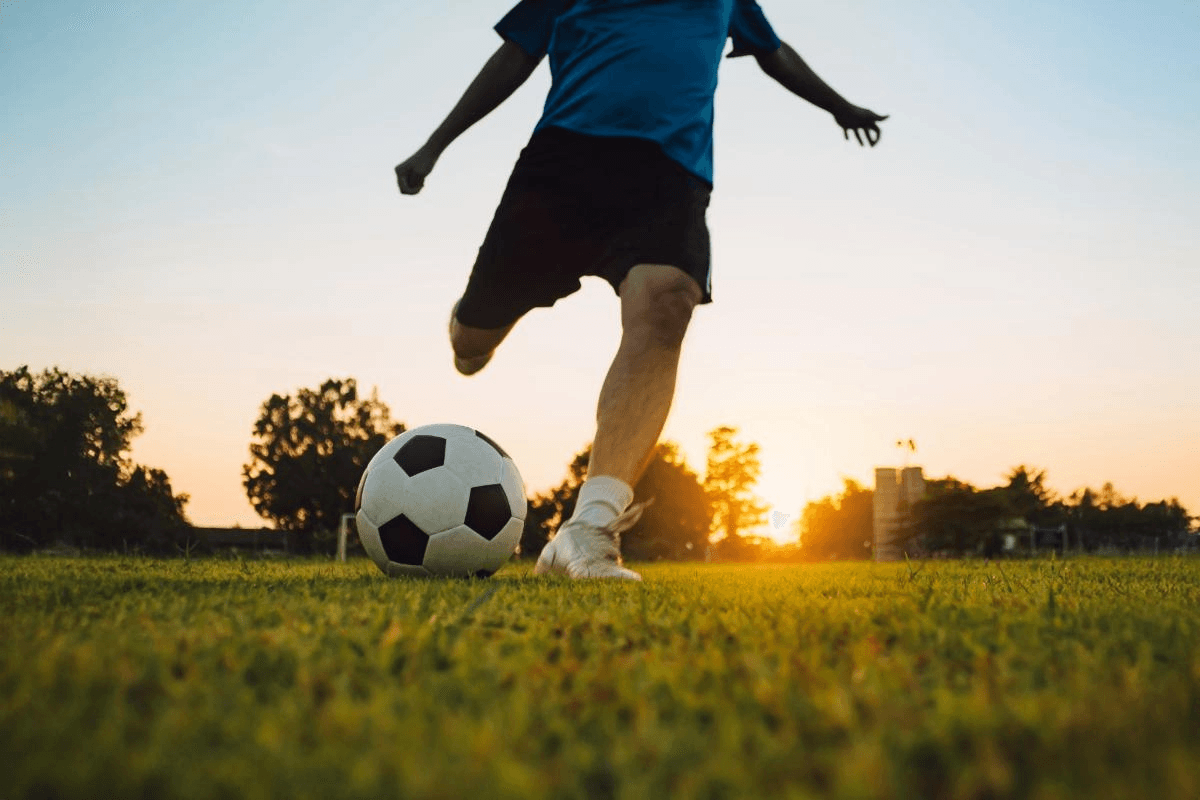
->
[[355, 424, 526, 577]]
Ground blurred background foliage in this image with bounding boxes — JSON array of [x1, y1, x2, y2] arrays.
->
[[2, 368, 1193, 558], [0, 366, 189, 552]]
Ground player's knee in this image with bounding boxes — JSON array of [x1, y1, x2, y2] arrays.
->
[[448, 315, 473, 358], [449, 327, 476, 359], [450, 315, 513, 359], [654, 286, 699, 339], [622, 269, 701, 346]]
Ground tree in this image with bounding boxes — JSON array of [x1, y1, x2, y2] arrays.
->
[[999, 465, 1062, 527], [519, 448, 588, 559], [519, 500, 556, 560], [1136, 499, 1191, 543], [1064, 483, 1190, 551], [519, 441, 711, 561], [703, 426, 769, 548], [908, 478, 1015, 556], [798, 478, 874, 561], [901, 469, 1191, 557], [243, 378, 404, 551], [0, 366, 189, 551], [624, 441, 711, 561]]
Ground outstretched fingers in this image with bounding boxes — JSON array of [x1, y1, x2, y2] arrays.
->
[[840, 111, 889, 148], [841, 125, 869, 147]]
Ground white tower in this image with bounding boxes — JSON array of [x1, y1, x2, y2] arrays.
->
[[873, 466, 925, 561]]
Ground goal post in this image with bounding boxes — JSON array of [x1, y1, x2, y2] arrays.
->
[[336, 513, 357, 562]]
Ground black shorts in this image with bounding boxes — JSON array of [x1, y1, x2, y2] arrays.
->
[[456, 126, 713, 329]]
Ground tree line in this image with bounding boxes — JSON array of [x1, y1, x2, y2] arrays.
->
[[0, 367, 189, 552], [795, 468, 1194, 561], [2, 368, 1194, 557]]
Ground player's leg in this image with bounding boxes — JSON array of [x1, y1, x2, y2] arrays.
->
[[590, 263, 702, 483], [450, 131, 582, 377], [535, 263, 701, 580], [532, 130, 711, 579], [449, 301, 516, 376]]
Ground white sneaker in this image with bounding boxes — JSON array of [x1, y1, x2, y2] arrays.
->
[[534, 501, 650, 580]]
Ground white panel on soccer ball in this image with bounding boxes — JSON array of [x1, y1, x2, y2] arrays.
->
[[355, 509, 391, 568], [360, 461, 410, 527], [485, 517, 523, 567], [401, 467, 469, 534], [499, 459, 528, 521], [442, 433, 502, 487], [423, 524, 491, 576], [385, 562, 430, 579], [366, 431, 409, 471]]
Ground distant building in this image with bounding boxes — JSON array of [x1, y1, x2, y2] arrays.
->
[[873, 466, 925, 561]]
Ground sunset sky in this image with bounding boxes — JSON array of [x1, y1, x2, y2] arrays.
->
[[4, 0, 1198, 539]]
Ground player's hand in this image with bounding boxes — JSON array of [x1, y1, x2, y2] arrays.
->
[[833, 105, 888, 147], [395, 147, 438, 195]]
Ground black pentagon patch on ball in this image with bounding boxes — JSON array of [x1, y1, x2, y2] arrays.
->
[[393, 435, 446, 477], [377, 514, 429, 565], [464, 483, 511, 541], [474, 430, 509, 459], [354, 468, 369, 513]]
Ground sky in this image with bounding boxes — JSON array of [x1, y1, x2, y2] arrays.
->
[[3, 0, 1198, 540]]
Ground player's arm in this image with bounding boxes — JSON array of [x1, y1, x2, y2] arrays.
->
[[396, 40, 541, 194], [755, 42, 888, 147]]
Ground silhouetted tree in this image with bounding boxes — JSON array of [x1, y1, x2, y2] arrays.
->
[[519, 442, 711, 561], [703, 426, 769, 549], [519, 500, 555, 559], [243, 378, 403, 551], [625, 441, 711, 561], [902, 469, 1191, 557], [519, 449, 588, 559], [908, 478, 1014, 556], [999, 465, 1062, 527], [1064, 483, 1190, 550], [798, 478, 874, 561], [0, 366, 189, 551]]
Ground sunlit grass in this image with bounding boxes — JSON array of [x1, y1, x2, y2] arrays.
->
[[1, 556, 1198, 799]]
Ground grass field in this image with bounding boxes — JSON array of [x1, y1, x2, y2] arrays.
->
[[2, 555, 1198, 800]]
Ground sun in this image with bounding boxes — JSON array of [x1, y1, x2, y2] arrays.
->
[[759, 505, 798, 545]]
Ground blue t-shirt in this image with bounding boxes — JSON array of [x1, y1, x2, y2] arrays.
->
[[495, 0, 781, 185]]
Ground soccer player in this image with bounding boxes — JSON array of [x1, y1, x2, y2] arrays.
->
[[395, 0, 887, 580]]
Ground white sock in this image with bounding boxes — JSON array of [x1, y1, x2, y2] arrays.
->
[[570, 476, 634, 528]]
